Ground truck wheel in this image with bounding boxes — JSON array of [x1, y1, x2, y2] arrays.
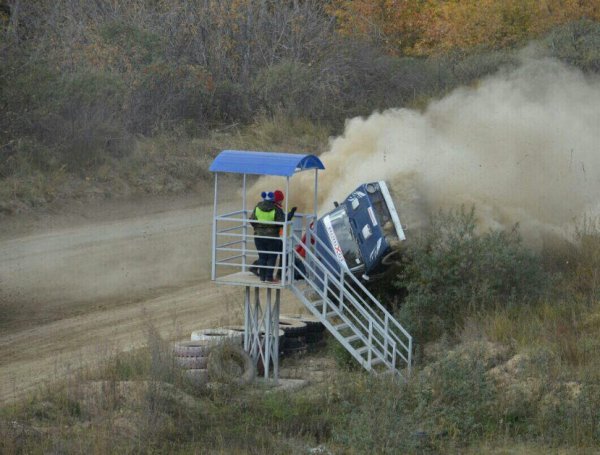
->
[[381, 250, 400, 266]]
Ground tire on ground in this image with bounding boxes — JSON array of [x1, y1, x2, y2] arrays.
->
[[278, 317, 307, 336], [184, 368, 209, 386], [281, 313, 324, 333], [220, 326, 284, 347], [191, 328, 243, 345], [174, 356, 208, 369], [305, 331, 325, 344], [283, 336, 307, 350], [173, 340, 213, 357], [208, 343, 255, 385]]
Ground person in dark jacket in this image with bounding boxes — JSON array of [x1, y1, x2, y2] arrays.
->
[[273, 190, 297, 222], [249, 191, 285, 282], [272, 189, 297, 280]]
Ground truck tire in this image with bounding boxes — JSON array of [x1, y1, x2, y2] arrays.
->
[[173, 340, 213, 357], [281, 313, 324, 333], [279, 317, 307, 336], [191, 328, 243, 345], [305, 331, 325, 344], [381, 250, 400, 266], [184, 368, 209, 386], [174, 356, 208, 369], [221, 326, 285, 347], [283, 336, 307, 350], [208, 344, 255, 385]]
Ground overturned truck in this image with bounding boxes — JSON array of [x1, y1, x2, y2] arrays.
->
[[210, 151, 413, 378], [314, 180, 405, 282], [251, 180, 406, 283]]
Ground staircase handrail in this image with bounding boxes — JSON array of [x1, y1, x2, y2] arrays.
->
[[291, 245, 400, 369], [289, 231, 412, 372]]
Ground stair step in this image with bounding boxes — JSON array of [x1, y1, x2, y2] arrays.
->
[[290, 249, 411, 377], [356, 346, 369, 355], [355, 348, 386, 367], [345, 334, 361, 343]]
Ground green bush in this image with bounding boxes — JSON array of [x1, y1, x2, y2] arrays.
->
[[395, 206, 547, 347], [331, 351, 498, 453], [569, 217, 600, 302], [542, 20, 600, 73], [252, 60, 320, 119]]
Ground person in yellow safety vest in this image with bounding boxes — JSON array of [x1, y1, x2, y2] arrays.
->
[[249, 191, 285, 282]]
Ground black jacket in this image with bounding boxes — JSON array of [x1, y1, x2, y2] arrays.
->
[[250, 200, 285, 237]]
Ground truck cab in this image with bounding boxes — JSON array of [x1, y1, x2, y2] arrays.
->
[[315, 181, 406, 281]]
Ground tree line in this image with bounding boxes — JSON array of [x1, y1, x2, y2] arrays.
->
[[1, 0, 599, 174]]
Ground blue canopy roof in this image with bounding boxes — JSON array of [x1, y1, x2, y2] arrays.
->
[[209, 150, 325, 177]]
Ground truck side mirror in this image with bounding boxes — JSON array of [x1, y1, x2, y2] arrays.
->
[[333, 201, 339, 207]]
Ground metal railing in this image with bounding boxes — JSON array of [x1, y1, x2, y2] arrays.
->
[[211, 208, 411, 377], [288, 229, 412, 377], [211, 209, 314, 286]]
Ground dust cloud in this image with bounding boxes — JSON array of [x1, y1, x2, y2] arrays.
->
[[255, 57, 600, 245]]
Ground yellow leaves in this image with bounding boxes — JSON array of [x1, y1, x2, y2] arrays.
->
[[328, 0, 600, 55], [327, 0, 428, 53]]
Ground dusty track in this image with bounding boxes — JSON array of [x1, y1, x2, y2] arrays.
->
[[0, 194, 302, 404]]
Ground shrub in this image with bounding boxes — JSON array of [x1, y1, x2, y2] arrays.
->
[[542, 20, 600, 73], [128, 63, 213, 134], [331, 350, 498, 452], [569, 217, 600, 302], [395, 206, 546, 347]]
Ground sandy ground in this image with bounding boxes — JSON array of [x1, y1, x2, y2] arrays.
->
[[0, 193, 303, 404]]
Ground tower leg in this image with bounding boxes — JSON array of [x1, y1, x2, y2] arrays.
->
[[243, 286, 280, 382]]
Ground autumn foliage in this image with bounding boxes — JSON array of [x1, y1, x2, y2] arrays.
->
[[329, 0, 600, 54], [1, 0, 599, 206]]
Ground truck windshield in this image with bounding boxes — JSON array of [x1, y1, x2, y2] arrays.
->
[[328, 207, 362, 267]]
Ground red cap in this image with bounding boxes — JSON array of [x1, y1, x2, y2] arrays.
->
[[274, 190, 284, 203]]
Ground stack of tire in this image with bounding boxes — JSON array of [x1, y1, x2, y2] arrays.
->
[[220, 325, 286, 355], [172, 328, 252, 386], [278, 316, 309, 356], [281, 314, 326, 352]]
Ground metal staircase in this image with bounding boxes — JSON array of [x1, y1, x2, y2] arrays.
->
[[287, 231, 412, 379]]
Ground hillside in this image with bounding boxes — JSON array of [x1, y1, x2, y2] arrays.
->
[[1, 1, 600, 212], [1, 1, 600, 453]]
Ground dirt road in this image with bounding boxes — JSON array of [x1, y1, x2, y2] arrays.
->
[[0, 194, 302, 404]]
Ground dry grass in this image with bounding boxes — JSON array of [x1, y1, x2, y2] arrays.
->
[[0, 116, 330, 214], [2, 217, 600, 454]]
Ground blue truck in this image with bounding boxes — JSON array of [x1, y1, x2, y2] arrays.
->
[[313, 180, 406, 282]]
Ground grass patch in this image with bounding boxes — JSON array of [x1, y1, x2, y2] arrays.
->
[[2, 209, 600, 453], [0, 116, 331, 213], [393, 206, 547, 352]]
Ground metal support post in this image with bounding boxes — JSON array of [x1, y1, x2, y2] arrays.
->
[[211, 173, 218, 280], [244, 286, 281, 382], [242, 173, 247, 272]]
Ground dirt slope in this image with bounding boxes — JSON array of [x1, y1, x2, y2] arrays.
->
[[0, 193, 303, 404]]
